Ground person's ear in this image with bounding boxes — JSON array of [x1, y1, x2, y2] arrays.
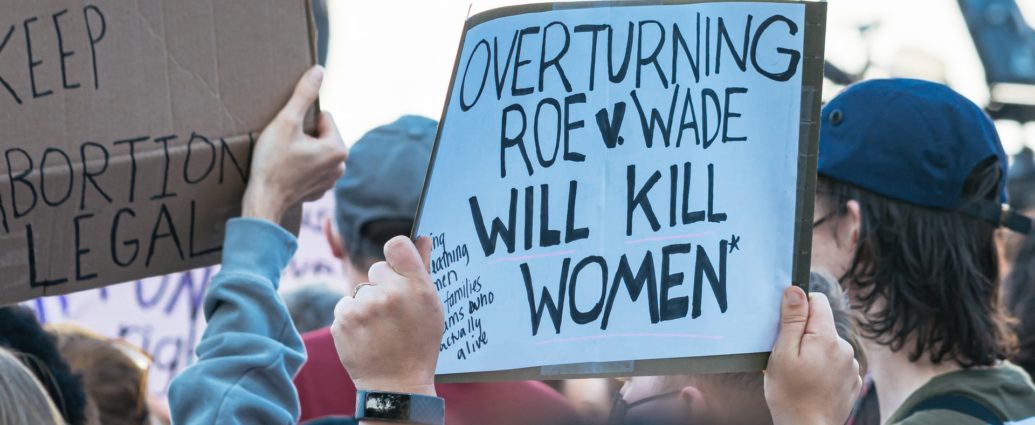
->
[[844, 199, 862, 248], [323, 216, 345, 260], [679, 385, 708, 418]]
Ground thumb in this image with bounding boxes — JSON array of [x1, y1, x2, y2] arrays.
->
[[279, 66, 324, 123], [384, 236, 430, 281], [317, 111, 343, 143], [805, 293, 838, 338], [773, 286, 809, 356], [415, 236, 433, 272]]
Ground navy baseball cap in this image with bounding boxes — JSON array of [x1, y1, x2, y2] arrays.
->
[[818, 78, 1031, 234], [334, 115, 436, 259]]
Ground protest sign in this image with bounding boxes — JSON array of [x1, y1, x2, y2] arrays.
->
[[28, 269, 211, 395], [414, 0, 826, 381], [0, 0, 318, 304], [281, 191, 345, 291], [25, 194, 346, 395]]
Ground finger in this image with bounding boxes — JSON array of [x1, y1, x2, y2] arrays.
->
[[415, 236, 432, 272], [279, 66, 324, 123], [327, 143, 349, 164], [324, 125, 348, 164], [368, 261, 393, 283], [316, 165, 344, 191], [318, 122, 349, 163], [805, 292, 838, 338], [317, 111, 342, 142], [332, 294, 356, 320], [772, 285, 809, 356], [384, 236, 429, 280], [319, 113, 347, 152]]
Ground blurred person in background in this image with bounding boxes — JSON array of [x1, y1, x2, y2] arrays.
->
[[1000, 147, 1035, 277], [0, 306, 91, 425], [48, 323, 156, 425], [612, 271, 864, 425], [561, 378, 623, 424], [284, 285, 344, 333], [1008, 148, 1035, 212], [1005, 234, 1035, 379], [293, 115, 577, 425], [815, 79, 1035, 424], [811, 270, 868, 376], [0, 347, 65, 425]]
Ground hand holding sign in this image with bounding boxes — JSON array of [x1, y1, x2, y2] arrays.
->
[[331, 236, 442, 397], [242, 66, 348, 225], [764, 286, 861, 425]]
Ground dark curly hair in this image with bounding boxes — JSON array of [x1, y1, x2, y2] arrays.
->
[[0, 306, 90, 425], [817, 157, 1016, 367]]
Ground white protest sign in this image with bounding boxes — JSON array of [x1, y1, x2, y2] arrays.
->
[[280, 191, 345, 292], [27, 270, 212, 395], [415, 1, 826, 379]]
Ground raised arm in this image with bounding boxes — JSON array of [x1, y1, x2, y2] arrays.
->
[[331, 236, 445, 425], [168, 66, 348, 425]]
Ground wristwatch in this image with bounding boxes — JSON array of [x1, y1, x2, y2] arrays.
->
[[354, 390, 445, 425]]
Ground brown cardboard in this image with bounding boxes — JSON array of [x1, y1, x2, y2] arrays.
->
[[0, 0, 316, 305]]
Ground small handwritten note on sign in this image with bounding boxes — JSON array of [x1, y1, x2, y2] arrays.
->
[[0, 1, 316, 305], [415, 1, 827, 380]]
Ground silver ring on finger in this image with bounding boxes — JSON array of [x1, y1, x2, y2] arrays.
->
[[352, 283, 375, 298]]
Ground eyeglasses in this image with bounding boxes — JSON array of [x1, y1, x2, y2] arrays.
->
[[608, 390, 685, 425], [813, 211, 837, 228], [811, 190, 844, 229]]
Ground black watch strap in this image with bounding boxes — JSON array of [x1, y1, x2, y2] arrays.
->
[[354, 390, 445, 425]]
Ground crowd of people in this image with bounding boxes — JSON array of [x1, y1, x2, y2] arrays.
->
[[1, 62, 1035, 425]]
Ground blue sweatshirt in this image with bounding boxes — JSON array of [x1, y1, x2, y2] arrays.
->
[[168, 218, 307, 424]]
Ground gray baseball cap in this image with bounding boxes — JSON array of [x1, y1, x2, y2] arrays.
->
[[334, 115, 436, 260]]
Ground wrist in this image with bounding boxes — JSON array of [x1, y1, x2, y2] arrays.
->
[[356, 378, 436, 399], [355, 381, 437, 397], [772, 413, 826, 425], [242, 184, 286, 224]]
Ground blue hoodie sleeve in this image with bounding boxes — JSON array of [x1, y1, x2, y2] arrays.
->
[[168, 218, 306, 425]]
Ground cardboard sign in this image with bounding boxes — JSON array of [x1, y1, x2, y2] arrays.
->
[[24, 194, 347, 396], [0, 0, 317, 305], [414, 0, 826, 381]]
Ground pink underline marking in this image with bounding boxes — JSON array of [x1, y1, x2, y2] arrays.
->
[[534, 332, 724, 346], [490, 249, 578, 264], [625, 231, 714, 245]]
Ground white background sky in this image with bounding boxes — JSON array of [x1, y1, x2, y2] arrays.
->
[[320, 0, 1035, 154]]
